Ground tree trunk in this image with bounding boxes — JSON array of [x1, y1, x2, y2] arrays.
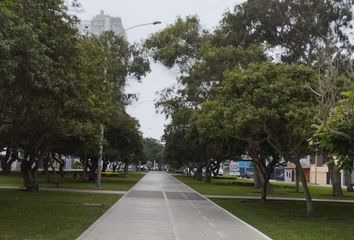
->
[[53, 153, 65, 178], [0, 159, 12, 175], [112, 163, 118, 172], [80, 154, 88, 179], [118, 162, 123, 171], [205, 165, 211, 183], [87, 159, 97, 182], [295, 165, 300, 193], [259, 170, 273, 202], [59, 163, 64, 178], [295, 161, 314, 218], [102, 161, 108, 172], [187, 164, 193, 177], [328, 161, 343, 197], [20, 155, 39, 192], [124, 162, 129, 176], [212, 161, 221, 177], [0, 148, 16, 175], [253, 164, 263, 189], [261, 177, 270, 202], [194, 165, 203, 181], [345, 170, 353, 192], [43, 156, 50, 182]]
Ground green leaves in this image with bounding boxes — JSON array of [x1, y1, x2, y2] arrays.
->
[[145, 16, 202, 70], [0, 0, 150, 165], [315, 89, 354, 168], [220, 0, 353, 65], [198, 62, 317, 161]]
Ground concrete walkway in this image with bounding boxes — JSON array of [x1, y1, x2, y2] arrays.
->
[[2, 185, 353, 203], [77, 172, 270, 240]]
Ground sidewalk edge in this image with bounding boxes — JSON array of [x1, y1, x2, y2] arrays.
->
[[75, 173, 146, 240], [171, 174, 272, 240]]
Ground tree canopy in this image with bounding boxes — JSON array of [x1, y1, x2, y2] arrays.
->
[[144, 0, 354, 218], [0, 0, 150, 190]]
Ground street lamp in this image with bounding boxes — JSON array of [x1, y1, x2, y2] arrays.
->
[[94, 21, 161, 188], [83, 33, 107, 189], [308, 138, 318, 185], [119, 21, 162, 36]]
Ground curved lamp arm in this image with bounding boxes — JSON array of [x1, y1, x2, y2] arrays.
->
[[118, 21, 162, 36]]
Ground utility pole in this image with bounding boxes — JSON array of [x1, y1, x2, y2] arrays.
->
[[92, 21, 161, 188], [96, 123, 104, 188]]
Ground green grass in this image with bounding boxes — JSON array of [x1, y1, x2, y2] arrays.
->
[[0, 172, 144, 191], [175, 175, 354, 199], [0, 189, 120, 240], [213, 199, 354, 240], [177, 175, 354, 239]]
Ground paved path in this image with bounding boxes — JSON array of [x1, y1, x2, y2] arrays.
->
[[2, 185, 353, 204], [77, 172, 270, 240]]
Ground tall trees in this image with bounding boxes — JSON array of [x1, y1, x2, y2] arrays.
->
[[0, 0, 84, 190], [199, 63, 316, 208], [146, 16, 267, 178], [0, 0, 150, 189], [104, 112, 143, 175], [219, 0, 353, 65], [315, 90, 354, 194], [146, 17, 268, 185], [250, 63, 316, 216], [220, 3, 354, 194], [145, 1, 354, 218], [142, 138, 164, 170], [75, 30, 149, 180]]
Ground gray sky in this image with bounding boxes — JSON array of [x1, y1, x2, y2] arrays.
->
[[77, 0, 243, 140]]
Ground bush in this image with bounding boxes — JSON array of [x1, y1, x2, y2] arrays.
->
[[214, 181, 254, 187], [101, 172, 127, 178], [73, 161, 83, 169]]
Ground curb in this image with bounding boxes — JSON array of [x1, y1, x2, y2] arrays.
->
[[75, 174, 146, 240]]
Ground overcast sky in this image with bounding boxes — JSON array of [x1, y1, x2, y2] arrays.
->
[[77, 0, 244, 140]]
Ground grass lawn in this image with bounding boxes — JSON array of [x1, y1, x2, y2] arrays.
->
[[176, 175, 354, 239], [0, 172, 144, 191], [213, 199, 354, 240], [0, 189, 120, 240], [175, 175, 354, 199]]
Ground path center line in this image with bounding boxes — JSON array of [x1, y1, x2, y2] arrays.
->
[[162, 189, 182, 240]]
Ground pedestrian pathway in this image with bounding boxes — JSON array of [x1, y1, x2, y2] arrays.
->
[[76, 172, 270, 240], [2, 184, 353, 203]]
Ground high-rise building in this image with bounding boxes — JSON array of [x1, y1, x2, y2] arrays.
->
[[81, 10, 126, 37]]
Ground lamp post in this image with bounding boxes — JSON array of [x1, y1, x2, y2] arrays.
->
[[93, 21, 161, 188], [83, 33, 106, 188], [314, 147, 318, 185], [308, 138, 318, 185], [119, 21, 162, 36]]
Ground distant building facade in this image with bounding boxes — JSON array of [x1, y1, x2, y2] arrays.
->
[[80, 10, 126, 37], [283, 153, 354, 186], [222, 160, 254, 178]]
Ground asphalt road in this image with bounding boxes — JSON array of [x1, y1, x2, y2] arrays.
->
[[77, 172, 271, 240]]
